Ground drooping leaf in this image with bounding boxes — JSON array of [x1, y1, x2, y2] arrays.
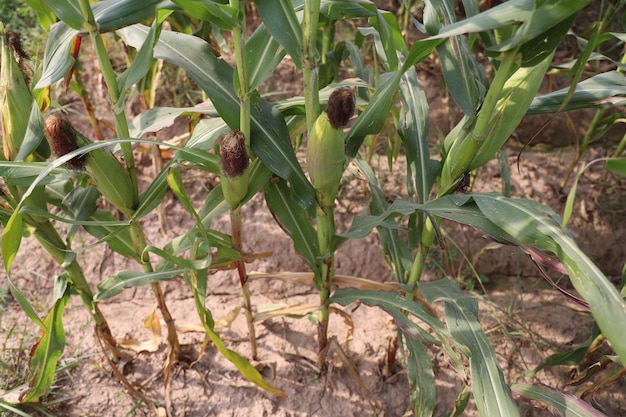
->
[[527, 71, 626, 114], [512, 384, 609, 417], [20, 285, 69, 402], [36, 0, 166, 88], [95, 269, 184, 301], [264, 178, 320, 276], [405, 335, 436, 417]]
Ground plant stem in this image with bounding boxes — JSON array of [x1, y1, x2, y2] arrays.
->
[[315, 206, 334, 367], [129, 220, 181, 362], [229, 0, 257, 359], [231, 206, 257, 359], [78, 0, 138, 202], [77, 0, 180, 361], [303, 0, 321, 132]]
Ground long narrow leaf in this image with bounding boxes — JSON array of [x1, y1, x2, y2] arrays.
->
[[20, 288, 69, 402], [472, 194, 626, 366], [512, 384, 608, 417], [255, 0, 302, 68], [95, 269, 184, 301]]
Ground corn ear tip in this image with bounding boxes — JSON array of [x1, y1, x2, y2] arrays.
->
[[325, 88, 355, 129], [220, 130, 249, 178]]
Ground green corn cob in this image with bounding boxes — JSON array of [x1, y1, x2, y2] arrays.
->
[[220, 130, 249, 209], [44, 115, 138, 217], [306, 88, 354, 208]]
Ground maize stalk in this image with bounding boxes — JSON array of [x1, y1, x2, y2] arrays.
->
[[219, 130, 257, 358], [306, 88, 354, 366]]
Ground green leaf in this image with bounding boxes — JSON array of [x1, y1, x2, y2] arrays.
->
[[606, 158, 626, 177], [116, 13, 165, 108], [489, 0, 591, 54], [444, 297, 519, 417], [15, 102, 48, 162], [424, 0, 482, 115], [245, 22, 286, 91], [2, 211, 23, 273], [25, 0, 56, 31], [331, 288, 446, 338], [398, 65, 439, 205], [353, 157, 414, 282], [264, 178, 320, 275], [129, 104, 218, 138], [84, 210, 139, 261], [7, 277, 45, 328], [346, 72, 401, 157], [143, 245, 211, 270], [186, 268, 287, 398], [255, 0, 303, 68], [135, 160, 171, 219], [470, 194, 626, 366], [35, 0, 166, 88], [432, 0, 534, 40], [511, 384, 608, 417], [405, 335, 436, 417], [20, 287, 69, 402], [170, 0, 237, 30], [44, 0, 84, 30], [95, 269, 184, 301], [528, 71, 626, 114]]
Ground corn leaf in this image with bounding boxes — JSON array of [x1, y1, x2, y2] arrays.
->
[[511, 384, 608, 417], [44, 0, 84, 30], [331, 289, 446, 339], [1, 211, 23, 273], [25, 0, 56, 31], [186, 269, 287, 398], [20, 286, 69, 403], [245, 22, 286, 91], [424, 0, 482, 116], [36, 0, 165, 88], [443, 296, 519, 417], [527, 71, 626, 114], [405, 335, 436, 417], [346, 72, 401, 157], [471, 194, 626, 366], [116, 11, 171, 108], [353, 157, 414, 282], [399, 66, 438, 205], [170, 0, 237, 30], [606, 158, 626, 176], [83, 210, 139, 261], [489, 0, 590, 54], [264, 178, 320, 276], [95, 269, 184, 301], [255, 0, 302, 68]]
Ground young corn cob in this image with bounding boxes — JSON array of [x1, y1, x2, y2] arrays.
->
[[306, 88, 354, 208], [220, 130, 250, 209], [1, 24, 49, 162], [44, 115, 138, 217]]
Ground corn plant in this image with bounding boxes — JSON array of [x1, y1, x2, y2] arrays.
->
[[1, 0, 626, 416]]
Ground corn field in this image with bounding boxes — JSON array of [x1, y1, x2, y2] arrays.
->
[[1, 0, 626, 416]]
